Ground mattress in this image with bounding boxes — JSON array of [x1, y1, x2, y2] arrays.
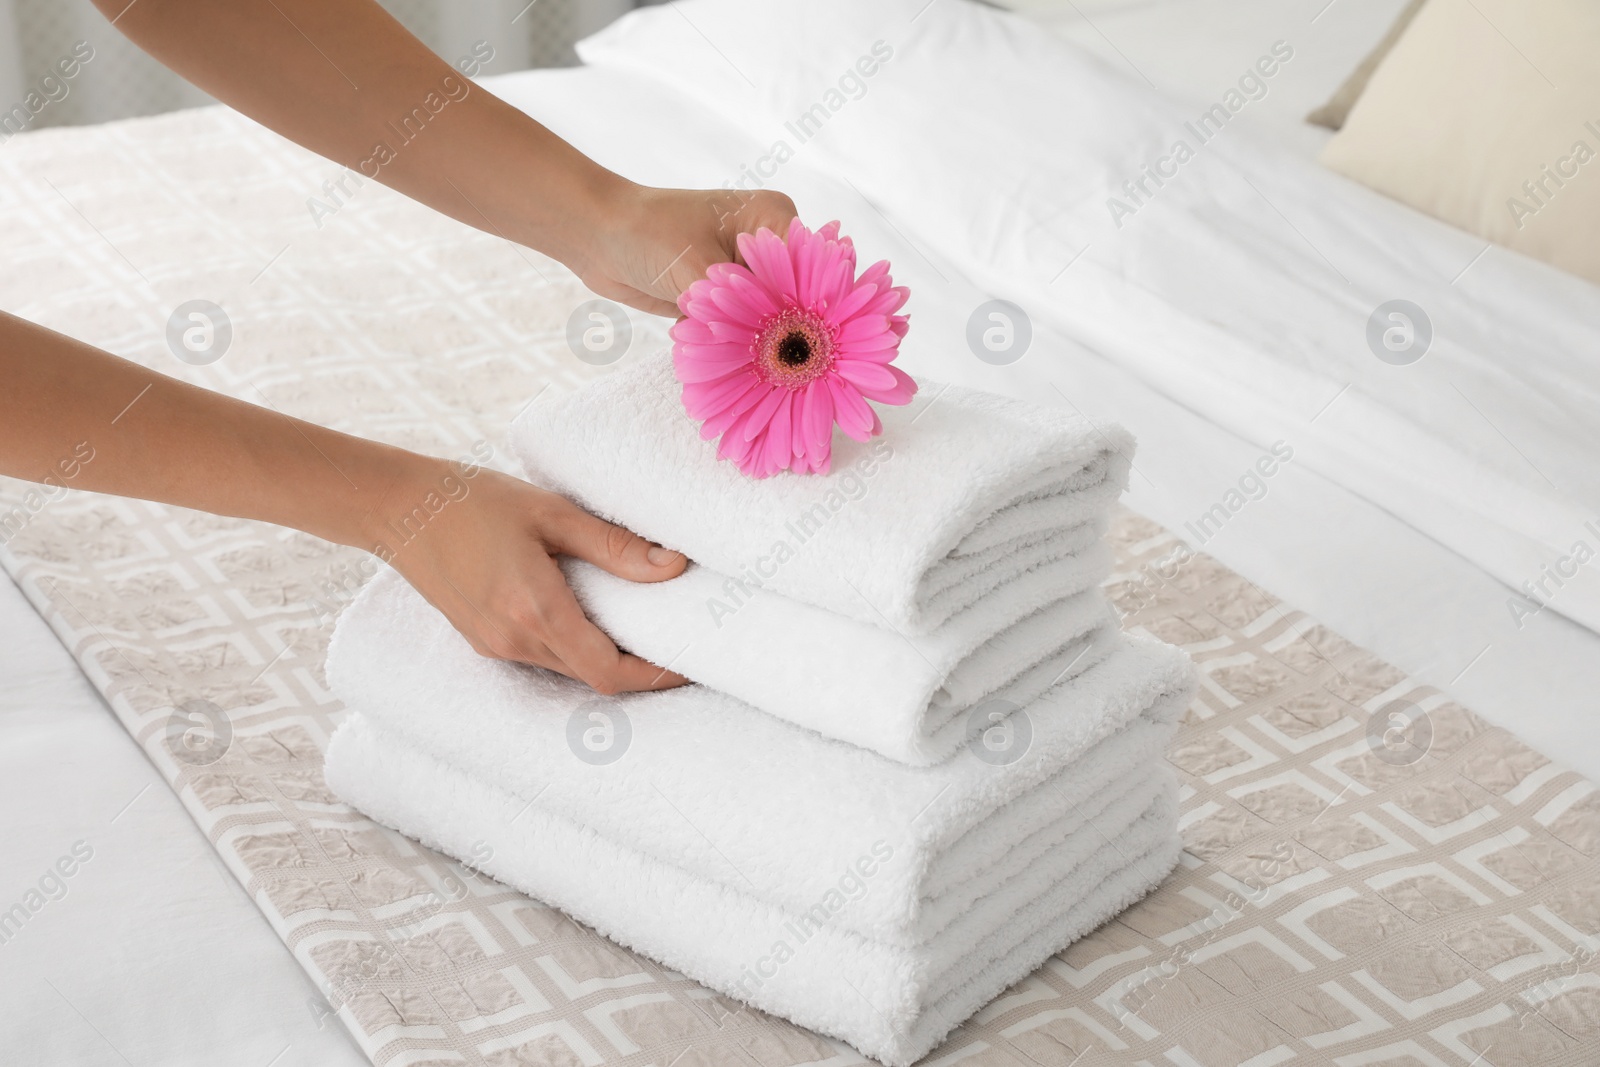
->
[[2, 3, 1598, 1063]]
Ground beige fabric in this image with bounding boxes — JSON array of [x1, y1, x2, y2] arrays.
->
[[1321, 0, 1600, 286], [1305, 0, 1427, 130], [3, 106, 1600, 1066]]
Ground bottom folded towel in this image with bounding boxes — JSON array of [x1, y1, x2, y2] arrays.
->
[[327, 714, 1181, 1066]]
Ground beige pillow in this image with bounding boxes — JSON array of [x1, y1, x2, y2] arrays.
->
[[1320, 0, 1600, 286], [1306, 0, 1427, 130]]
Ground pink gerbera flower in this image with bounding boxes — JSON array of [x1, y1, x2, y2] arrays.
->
[[670, 218, 916, 478]]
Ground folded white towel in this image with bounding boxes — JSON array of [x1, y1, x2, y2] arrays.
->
[[512, 353, 1133, 632], [326, 568, 1195, 944], [326, 713, 1181, 1067], [560, 534, 1118, 765]]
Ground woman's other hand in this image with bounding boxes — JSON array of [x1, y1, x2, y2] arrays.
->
[[370, 457, 690, 693], [574, 186, 799, 317]]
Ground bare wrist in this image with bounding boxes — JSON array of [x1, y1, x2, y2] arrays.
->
[[340, 448, 460, 558], [530, 163, 637, 277], [461, 96, 635, 271]]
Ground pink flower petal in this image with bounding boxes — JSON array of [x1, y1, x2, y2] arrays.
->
[[672, 361, 752, 390], [827, 281, 879, 323], [683, 368, 760, 415], [705, 261, 747, 286], [700, 379, 770, 439], [741, 383, 790, 442], [726, 270, 781, 317], [791, 386, 810, 458], [861, 285, 910, 317], [828, 376, 876, 442], [675, 347, 755, 384], [681, 276, 719, 303], [832, 358, 899, 393], [837, 314, 893, 344], [857, 364, 919, 406], [787, 218, 816, 307], [856, 260, 891, 291], [835, 231, 856, 271], [802, 379, 834, 453], [675, 340, 753, 363], [680, 291, 723, 323], [670, 317, 719, 345], [838, 326, 901, 352], [675, 360, 740, 387], [718, 408, 762, 462], [707, 282, 771, 326], [737, 228, 797, 303], [763, 391, 795, 471], [706, 319, 758, 344], [819, 256, 854, 310], [836, 339, 900, 363]]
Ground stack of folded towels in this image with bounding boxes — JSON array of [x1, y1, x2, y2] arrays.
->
[[324, 354, 1195, 1066]]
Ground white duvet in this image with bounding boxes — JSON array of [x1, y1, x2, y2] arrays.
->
[[579, 0, 1600, 638]]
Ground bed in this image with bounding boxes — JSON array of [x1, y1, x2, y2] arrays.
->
[[2, 1, 1597, 1064]]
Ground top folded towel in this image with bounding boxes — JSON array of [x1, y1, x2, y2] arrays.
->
[[512, 354, 1133, 632]]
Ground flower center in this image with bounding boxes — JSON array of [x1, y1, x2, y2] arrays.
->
[[754, 307, 835, 389], [777, 331, 812, 367]]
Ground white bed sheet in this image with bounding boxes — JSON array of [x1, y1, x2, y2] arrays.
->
[[930, 0, 1600, 767], [6, 25, 1600, 1064], [0, 576, 368, 1067]]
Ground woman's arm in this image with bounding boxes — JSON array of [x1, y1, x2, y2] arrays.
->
[[89, 0, 795, 315], [10, 0, 799, 691], [0, 310, 687, 694]]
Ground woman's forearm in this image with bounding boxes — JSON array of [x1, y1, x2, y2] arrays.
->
[[0, 309, 688, 692], [89, 0, 625, 270], [0, 310, 426, 550], [91, 0, 799, 316]]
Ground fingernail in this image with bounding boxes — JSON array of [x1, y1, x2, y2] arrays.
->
[[647, 545, 680, 566]]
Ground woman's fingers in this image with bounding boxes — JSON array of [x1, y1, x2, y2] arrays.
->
[[516, 554, 686, 694], [470, 619, 681, 693], [581, 273, 681, 318], [457, 572, 686, 693], [540, 494, 687, 584], [616, 651, 692, 691], [385, 466, 689, 694], [609, 288, 682, 318]]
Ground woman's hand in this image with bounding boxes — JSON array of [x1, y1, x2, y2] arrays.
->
[[366, 457, 690, 694], [574, 186, 800, 317]]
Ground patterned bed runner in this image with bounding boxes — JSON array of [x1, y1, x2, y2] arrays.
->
[[2, 107, 1597, 1067]]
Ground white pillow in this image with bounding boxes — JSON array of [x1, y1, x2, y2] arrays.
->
[[1321, 0, 1600, 286]]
